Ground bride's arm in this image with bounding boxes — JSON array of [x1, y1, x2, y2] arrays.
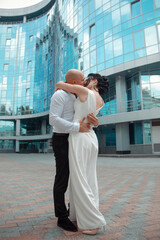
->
[[56, 81, 88, 101]]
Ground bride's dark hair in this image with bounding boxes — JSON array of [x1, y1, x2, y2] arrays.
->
[[86, 73, 109, 95]]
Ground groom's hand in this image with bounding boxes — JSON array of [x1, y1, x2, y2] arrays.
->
[[87, 113, 99, 126], [79, 117, 90, 132]]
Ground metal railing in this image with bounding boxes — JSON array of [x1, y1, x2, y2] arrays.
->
[[98, 96, 160, 117]]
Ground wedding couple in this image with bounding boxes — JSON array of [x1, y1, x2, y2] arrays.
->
[[49, 69, 109, 235]]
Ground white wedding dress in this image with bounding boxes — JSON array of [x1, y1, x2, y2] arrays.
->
[[68, 89, 106, 230]]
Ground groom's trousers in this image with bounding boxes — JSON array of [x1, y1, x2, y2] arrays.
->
[[52, 133, 69, 219]]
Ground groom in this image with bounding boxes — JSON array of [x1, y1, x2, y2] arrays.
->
[[49, 69, 98, 232]]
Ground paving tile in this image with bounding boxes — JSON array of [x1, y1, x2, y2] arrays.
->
[[1, 153, 160, 240]]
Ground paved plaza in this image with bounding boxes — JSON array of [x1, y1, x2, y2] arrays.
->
[[0, 153, 160, 240]]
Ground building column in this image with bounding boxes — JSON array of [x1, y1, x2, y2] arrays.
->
[[115, 75, 130, 153], [15, 119, 20, 153], [41, 119, 46, 135], [116, 75, 127, 113], [116, 123, 130, 154], [15, 140, 19, 153], [41, 119, 47, 153]]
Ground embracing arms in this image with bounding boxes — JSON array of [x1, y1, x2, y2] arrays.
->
[[56, 81, 88, 102]]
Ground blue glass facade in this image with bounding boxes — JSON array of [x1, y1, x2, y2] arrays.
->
[[0, 0, 160, 154]]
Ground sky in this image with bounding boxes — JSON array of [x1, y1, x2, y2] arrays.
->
[[0, 0, 43, 9]]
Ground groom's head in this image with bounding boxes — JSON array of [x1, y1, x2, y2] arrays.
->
[[65, 69, 84, 86]]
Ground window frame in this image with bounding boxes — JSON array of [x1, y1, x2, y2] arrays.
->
[[131, 0, 142, 18]]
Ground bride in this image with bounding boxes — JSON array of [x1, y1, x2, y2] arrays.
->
[[56, 72, 109, 235]]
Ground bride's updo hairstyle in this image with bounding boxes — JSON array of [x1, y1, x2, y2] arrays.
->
[[86, 73, 109, 95]]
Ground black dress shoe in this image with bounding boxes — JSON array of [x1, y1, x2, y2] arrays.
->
[[57, 217, 77, 232]]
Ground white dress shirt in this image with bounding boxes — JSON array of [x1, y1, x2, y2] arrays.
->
[[49, 90, 80, 133]]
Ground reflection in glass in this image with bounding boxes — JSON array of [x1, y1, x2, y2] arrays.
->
[[112, 9, 120, 27], [89, 0, 95, 13], [141, 0, 153, 14], [151, 83, 160, 97], [0, 120, 15, 136], [104, 14, 112, 31], [84, 54, 89, 70], [144, 26, 157, 47], [0, 140, 14, 150], [105, 42, 113, 60], [123, 34, 133, 53], [113, 38, 123, 56], [134, 30, 144, 49], [135, 48, 146, 58], [129, 121, 143, 144], [3, 64, 9, 71], [157, 25, 160, 42], [97, 46, 104, 64], [146, 45, 158, 55], [131, 0, 141, 17], [144, 121, 151, 144], [121, 4, 131, 23], [96, 18, 103, 36], [90, 24, 96, 39], [155, 0, 160, 8], [90, 50, 96, 67]]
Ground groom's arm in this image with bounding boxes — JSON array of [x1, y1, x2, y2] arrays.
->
[[49, 91, 90, 133]]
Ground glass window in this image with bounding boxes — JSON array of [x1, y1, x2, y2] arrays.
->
[[95, 0, 102, 9], [105, 42, 113, 60], [135, 122, 143, 144], [123, 34, 134, 53], [26, 88, 30, 97], [104, 14, 112, 31], [135, 48, 146, 58], [129, 122, 143, 144], [27, 61, 32, 71], [141, 0, 153, 13], [105, 125, 116, 146], [3, 64, 9, 71], [112, 9, 120, 27], [7, 27, 12, 34], [146, 45, 158, 55], [155, 0, 160, 8], [84, 54, 89, 70], [144, 26, 158, 47], [2, 76, 7, 85], [84, 4, 88, 18], [97, 46, 104, 64], [1, 91, 7, 98], [84, 27, 89, 43], [5, 50, 9, 59], [151, 83, 160, 97], [29, 35, 33, 42], [144, 121, 151, 144], [121, 4, 131, 23], [6, 39, 11, 45], [43, 99, 46, 109], [131, 0, 141, 17], [90, 50, 96, 67], [89, 0, 95, 13], [134, 30, 144, 49], [124, 52, 134, 62], [113, 38, 123, 56], [158, 25, 160, 41], [90, 24, 95, 39], [141, 75, 150, 83], [96, 18, 103, 36]]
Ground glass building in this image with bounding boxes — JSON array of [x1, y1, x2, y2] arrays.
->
[[0, 0, 160, 154]]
